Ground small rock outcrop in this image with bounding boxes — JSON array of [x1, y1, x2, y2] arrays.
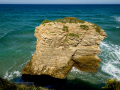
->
[[22, 17, 107, 79]]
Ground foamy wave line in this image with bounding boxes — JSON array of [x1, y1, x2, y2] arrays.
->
[[100, 42, 120, 60], [100, 42, 120, 80], [70, 41, 120, 81], [3, 51, 35, 81], [116, 27, 120, 28], [70, 67, 92, 77], [31, 51, 35, 56], [102, 62, 120, 81], [4, 70, 21, 80], [3, 61, 22, 80], [113, 16, 120, 22]]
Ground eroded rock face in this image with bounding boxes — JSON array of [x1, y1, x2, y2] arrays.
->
[[22, 17, 107, 79]]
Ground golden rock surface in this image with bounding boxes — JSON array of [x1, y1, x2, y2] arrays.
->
[[22, 17, 107, 79]]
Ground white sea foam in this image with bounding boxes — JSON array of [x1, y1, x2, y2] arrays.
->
[[102, 63, 120, 80], [4, 70, 21, 80], [70, 41, 120, 81], [18, 59, 31, 68], [71, 67, 88, 75], [116, 27, 120, 28], [100, 42, 120, 61], [3, 61, 22, 80], [114, 16, 120, 22], [31, 51, 35, 56], [71, 67, 93, 78], [3, 50, 35, 80], [100, 42, 120, 80]]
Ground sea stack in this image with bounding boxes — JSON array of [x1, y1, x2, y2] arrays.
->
[[22, 17, 107, 79]]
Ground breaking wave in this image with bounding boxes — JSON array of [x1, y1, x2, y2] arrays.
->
[[100, 42, 120, 80], [70, 41, 120, 82], [4, 70, 21, 81], [113, 16, 120, 22]]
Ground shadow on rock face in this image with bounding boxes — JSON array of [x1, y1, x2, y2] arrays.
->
[[22, 74, 66, 86], [21, 74, 103, 90]]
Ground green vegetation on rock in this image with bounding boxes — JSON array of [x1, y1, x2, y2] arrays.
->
[[64, 38, 69, 43], [80, 25, 89, 30], [0, 77, 50, 90], [54, 27, 58, 29], [67, 33, 79, 38], [92, 24, 101, 33], [48, 24, 52, 26], [95, 26, 101, 33], [42, 19, 50, 24], [102, 78, 120, 90], [41, 17, 101, 34], [42, 17, 85, 24], [63, 17, 85, 23], [49, 32, 55, 33], [54, 19, 67, 23], [63, 25, 69, 32], [64, 33, 80, 43]]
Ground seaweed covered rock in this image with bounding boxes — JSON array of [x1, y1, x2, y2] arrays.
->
[[22, 17, 107, 79]]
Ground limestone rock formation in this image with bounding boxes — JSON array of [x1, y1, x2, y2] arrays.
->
[[22, 17, 107, 79]]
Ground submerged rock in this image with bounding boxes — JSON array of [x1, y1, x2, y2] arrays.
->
[[22, 17, 107, 79]]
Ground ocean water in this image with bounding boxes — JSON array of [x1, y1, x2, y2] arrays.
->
[[0, 4, 120, 89]]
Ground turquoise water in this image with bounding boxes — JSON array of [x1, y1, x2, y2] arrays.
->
[[0, 4, 120, 89]]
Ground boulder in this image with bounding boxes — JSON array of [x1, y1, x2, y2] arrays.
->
[[22, 17, 107, 79]]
